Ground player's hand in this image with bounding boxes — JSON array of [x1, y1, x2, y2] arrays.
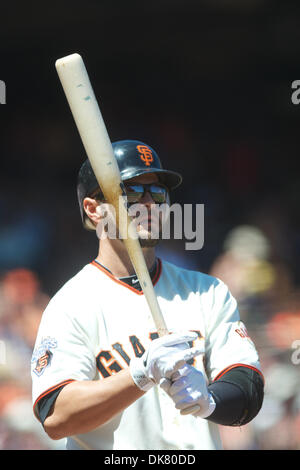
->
[[160, 364, 216, 419], [129, 331, 202, 392]]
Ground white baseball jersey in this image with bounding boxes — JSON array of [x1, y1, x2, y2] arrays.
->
[[31, 258, 262, 450]]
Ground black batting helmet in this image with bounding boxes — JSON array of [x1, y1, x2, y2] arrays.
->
[[77, 139, 182, 230]]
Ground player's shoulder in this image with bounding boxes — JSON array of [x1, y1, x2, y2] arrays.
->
[[53, 262, 96, 293], [42, 263, 98, 315], [160, 259, 237, 321], [160, 258, 227, 293]]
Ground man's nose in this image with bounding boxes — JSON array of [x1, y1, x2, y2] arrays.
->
[[140, 190, 155, 205]]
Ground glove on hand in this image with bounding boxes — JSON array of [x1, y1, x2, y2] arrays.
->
[[160, 364, 216, 419], [130, 331, 202, 392]]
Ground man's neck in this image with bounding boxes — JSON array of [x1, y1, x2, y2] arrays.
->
[[95, 239, 156, 278]]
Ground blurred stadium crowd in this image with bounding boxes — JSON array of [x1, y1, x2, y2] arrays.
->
[[1, 0, 300, 450], [0, 115, 299, 450]]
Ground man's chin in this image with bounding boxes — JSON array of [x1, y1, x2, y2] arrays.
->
[[139, 237, 160, 248], [137, 228, 160, 248]]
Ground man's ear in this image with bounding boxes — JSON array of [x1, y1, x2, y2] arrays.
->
[[83, 197, 101, 228]]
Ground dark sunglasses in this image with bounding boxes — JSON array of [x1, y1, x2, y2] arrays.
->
[[90, 183, 169, 204], [124, 183, 169, 204]]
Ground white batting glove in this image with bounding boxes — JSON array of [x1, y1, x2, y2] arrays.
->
[[160, 364, 216, 419], [129, 331, 202, 392]]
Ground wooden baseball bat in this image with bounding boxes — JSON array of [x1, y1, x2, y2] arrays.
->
[[55, 53, 168, 337]]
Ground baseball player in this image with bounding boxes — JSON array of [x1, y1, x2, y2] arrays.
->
[[31, 140, 264, 450]]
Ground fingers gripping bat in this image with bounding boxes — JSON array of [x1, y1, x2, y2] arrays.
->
[[55, 53, 168, 338]]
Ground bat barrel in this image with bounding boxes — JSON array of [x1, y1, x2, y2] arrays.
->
[[55, 53, 169, 337]]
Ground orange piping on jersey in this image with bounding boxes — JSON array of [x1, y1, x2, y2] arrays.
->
[[213, 363, 265, 384], [33, 379, 75, 421], [91, 260, 143, 295], [90, 258, 162, 295]]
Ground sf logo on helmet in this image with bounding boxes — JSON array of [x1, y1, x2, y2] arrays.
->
[[137, 145, 154, 166]]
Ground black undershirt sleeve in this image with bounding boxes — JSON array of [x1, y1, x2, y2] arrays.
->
[[207, 366, 264, 426], [37, 387, 66, 425]]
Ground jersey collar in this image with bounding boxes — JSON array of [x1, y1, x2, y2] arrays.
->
[[91, 258, 162, 294]]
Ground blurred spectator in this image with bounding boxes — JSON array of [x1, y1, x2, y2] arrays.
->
[[0, 268, 65, 449], [210, 224, 300, 450]]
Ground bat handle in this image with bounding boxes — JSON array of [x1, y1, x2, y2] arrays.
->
[[157, 326, 169, 337]]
